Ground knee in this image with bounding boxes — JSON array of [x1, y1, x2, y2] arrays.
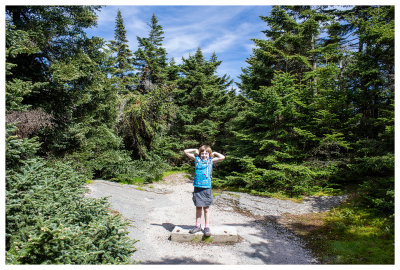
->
[[203, 207, 209, 213]]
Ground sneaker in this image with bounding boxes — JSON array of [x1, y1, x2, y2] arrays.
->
[[189, 226, 202, 234], [203, 227, 211, 237]]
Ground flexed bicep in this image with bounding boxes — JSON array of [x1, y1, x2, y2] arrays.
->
[[212, 152, 225, 163]]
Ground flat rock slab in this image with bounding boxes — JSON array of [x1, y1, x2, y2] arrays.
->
[[171, 226, 239, 243]]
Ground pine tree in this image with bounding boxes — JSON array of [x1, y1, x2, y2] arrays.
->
[[338, 6, 394, 213], [227, 6, 352, 195], [119, 14, 175, 164], [6, 8, 136, 261], [341, 6, 394, 151], [134, 13, 168, 93], [238, 6, 333, 97], [169, 48, 232, 164], [108, 9, 136, 94], [6, 6, 133, 179], [224, 5, 394, 199]]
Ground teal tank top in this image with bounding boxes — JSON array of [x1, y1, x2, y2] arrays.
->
[[193, 156, 213, 188]]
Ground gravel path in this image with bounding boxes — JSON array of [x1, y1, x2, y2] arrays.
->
[[85, 173, 347, 264]]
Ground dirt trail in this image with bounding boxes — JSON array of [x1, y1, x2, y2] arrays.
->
[[85, 173, 345, 264]]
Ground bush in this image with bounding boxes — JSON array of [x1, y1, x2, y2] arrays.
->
[[359, 177, 394, 215], [6, 108, 53, 138], [60, 124, 136, 180], [125, 153, 171, 183], [6, 123, 136, 264], [349, 154, 394, 178], [6, 160, 136, 264]]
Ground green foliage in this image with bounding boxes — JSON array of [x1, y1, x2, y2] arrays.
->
[[6, 124, 40, 171], [6, 7, 138, 263], [220, 6, 394, 206], [119, 84, 176, 160], [313, 198, 394, 264], [6, 160, 136, 264], [128, 154, 171, 182], [169, 48, 233, 164], [6, 5, 395, 264], [350, 153, 394, 177], [359, 177, 394, 214], [6, 124, 136, 264], [134, 13, 168, 93], [5, 22, 46, 112], [108, 9, 136, 94], [60, 125, 135, 180]]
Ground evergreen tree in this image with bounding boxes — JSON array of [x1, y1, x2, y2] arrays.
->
[[6, 9, 136, 261], [108, 9, 136, 94], [6, 6, 133, 180], [341, 6, 394, 152], [226, 6, 353, 195], [238, 6, 332, 96], [118, 14, 175, 165], [134, 13, 168, 93], [224, 5, 393, 200], [338, 6, 394, 213], [169, 48, 232, 164]]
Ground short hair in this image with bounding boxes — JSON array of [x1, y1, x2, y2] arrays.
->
[[197, 145, 212, 156]]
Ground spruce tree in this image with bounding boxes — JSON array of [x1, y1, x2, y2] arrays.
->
[[134, 13, 168, 93], [227, 6, 351, 195], [120, 14, 174, 163], [169, 48, 232, 164], [5, 8, 136, 262], [225, 5, 394, 200], [339, 6, 394, 213], [6, 6, 133, 179], [108, 9, 135, 94]]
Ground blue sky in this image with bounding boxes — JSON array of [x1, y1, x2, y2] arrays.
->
[[84, 5, 272, 86]]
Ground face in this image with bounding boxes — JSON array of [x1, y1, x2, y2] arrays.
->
[[200, 151, 210, 160]]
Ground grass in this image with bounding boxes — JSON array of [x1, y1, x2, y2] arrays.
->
[[161, 169, 190, 178], [105, 169, 190, 186], [122, 177, 146, 185], [317, 206, 394, 264], [272, 194, 395, 264]]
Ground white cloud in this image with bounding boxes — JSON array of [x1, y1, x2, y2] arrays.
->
[[162, 6, 256, 57], [88, 5, 271, 84], [203, 33, 238, 54], [125, 17, 148, 36], [164, 34, 202, 56]]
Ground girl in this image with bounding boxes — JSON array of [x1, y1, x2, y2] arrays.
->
[[184, 145, 225, 236]]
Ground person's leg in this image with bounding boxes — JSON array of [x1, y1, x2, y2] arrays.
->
[[196, 206, 202, 227], [203, 206, 210, 228], [203, 207, 211, 236], [190, 206, 203, 234]]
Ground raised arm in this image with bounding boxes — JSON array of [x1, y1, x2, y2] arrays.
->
[[212, 151, 225, 163], [184, 148, 198, 160]]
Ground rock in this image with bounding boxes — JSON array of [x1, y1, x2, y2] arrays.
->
[[170, 226, 239, 243]]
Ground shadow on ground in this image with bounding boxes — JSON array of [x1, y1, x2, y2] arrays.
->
[[141, 256, 221, 264], [151, 222, 197, 232]]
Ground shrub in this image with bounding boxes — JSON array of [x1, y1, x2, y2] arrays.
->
[[6, 160, 136, 264], [359, 177, 394, 215], [6, 123, 136, 264], [6, 108, 53, 138]]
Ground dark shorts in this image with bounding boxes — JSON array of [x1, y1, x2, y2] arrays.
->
[[192, 187, 213, 207]]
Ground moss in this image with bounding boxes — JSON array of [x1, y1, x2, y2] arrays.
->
[[284, 198, 393, 264]]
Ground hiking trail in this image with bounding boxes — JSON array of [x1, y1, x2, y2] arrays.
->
[[85, 173, 346, 264]]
